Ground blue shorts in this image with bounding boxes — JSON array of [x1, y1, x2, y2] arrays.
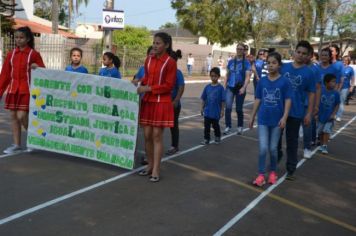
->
[[317, 121, 334, 134]]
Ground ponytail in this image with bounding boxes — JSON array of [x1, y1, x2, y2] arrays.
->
[[104, 52, 121, 68]]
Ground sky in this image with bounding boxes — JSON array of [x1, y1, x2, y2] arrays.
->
[[76, 0, 178, 30]]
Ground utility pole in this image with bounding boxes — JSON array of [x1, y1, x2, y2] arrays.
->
[[103, 0, 114, 53], [52, 0, 59, 34]]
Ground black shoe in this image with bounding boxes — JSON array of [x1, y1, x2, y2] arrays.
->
[[286, 173, 295, 181], [140, 157, 148, 165], [214, 137, 221, 144], [149, 176, 160, 182], [201, 139, 210, 145], [138, 169, 152, 176]]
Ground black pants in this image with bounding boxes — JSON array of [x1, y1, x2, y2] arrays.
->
[[279, 116, 302, 175], [170, 104, 181, 148], [204, 117, 221, 141]]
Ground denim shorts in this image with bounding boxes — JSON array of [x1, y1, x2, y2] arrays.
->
[[317, 121, 334, 134]]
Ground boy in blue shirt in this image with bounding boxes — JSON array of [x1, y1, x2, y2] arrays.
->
[[317, 74, 340, 154], [201, 67, 225, 145], [279, 40, 316, 180]]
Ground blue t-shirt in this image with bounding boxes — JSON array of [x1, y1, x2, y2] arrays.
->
[[319, 87, 340, 123], [316, 63, 342, 85], [172, 69, 185, 103], [65, 65, 88, 74], [256, 75, 292, 126], [226, 58, 251, 87], [135, 66, 145, 80], [303, 63, 321, 106], [254, 59, 265, 80], [342, 66, 355, 89], [201, 84, 226, 120], [99, 67, 121, 79], [281, 63, 316, 119]]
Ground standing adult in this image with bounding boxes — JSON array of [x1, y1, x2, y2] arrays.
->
[[206, 53, 213, 75], [302, 46, 321, 158], [187, 53, 194, 76], [223, 43, 251, 135], [137, 32, 177, 182], [253, 49, 268, 93], [279, 40, 316, 180], [337, 56, 354, 116], [329, 44, 345, 92]]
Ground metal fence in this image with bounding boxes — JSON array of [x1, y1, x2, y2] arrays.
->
[[1, 33, 222, 77]]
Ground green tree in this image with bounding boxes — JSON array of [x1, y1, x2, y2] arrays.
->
[[35, 0, 89, 28], [159, 22, 179, 29], [112, 26, 151, 50], [171, 0, 252, 46]]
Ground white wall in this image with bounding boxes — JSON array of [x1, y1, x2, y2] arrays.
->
[[15, 0, 34, 20]]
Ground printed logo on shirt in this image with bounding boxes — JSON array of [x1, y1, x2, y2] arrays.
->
[[321, 94, 335, 109], [284, 72, 302, 90], [263, 88, 281, 107]]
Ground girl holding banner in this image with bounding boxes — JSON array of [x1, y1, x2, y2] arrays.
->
[[0, 27, 45, 154], [137, 32, 177, 182]]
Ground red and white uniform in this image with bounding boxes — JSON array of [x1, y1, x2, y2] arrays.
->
[[0, 46, 45, 111], [140, 53, 177, 127]]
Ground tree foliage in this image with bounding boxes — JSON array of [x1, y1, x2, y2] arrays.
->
[[159, 22, 179, 29], [34, 0, 89, 27], [171, 0, 251, 46], [171, 0, 355, 49], [112, 26, 152, 50]]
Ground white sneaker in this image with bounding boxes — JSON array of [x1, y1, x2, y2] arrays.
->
[[3, 144, 22, 154], [321, 145, 329, 154], [237, 127, 243, 135], [303, 149, 312, 159], [223, 127, 231, 135], [336, 117, 341, 122]]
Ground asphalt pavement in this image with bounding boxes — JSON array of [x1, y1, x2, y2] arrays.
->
[[0, 76, 355, 236]]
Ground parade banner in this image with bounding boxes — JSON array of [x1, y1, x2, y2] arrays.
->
[[27, 68, 139, 169]]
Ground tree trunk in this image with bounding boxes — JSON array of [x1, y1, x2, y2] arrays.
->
[[52, 0, 59, 34]]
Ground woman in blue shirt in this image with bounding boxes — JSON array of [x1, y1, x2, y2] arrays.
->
[[336, 56, 355, 120]]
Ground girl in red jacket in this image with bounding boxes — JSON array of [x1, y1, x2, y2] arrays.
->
[[0, 26, 45, 154], [137, 32, 177, 182]]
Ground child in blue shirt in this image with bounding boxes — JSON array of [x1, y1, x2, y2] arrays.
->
[[317, 74, 340, 154], [65, 48, 88, 74], [249, 52, 292, 186], [201, 67, 225, 145], [99, 52, 121, 79]]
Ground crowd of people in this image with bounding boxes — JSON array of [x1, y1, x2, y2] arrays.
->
[[0, 27, 355, 185]]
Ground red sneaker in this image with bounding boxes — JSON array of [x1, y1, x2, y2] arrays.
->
[[253, 174, 266, 187], [268, 171, 278, 184]]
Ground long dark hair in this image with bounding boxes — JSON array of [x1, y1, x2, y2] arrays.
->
[[171, 49, 182, 61], [15, 26, 35, 49], [103, 52, 121, 68], [154, 32, 173, 56]]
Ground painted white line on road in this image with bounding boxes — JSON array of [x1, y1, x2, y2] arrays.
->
[[0, 149, 32, 159], [0, 121, 254, 225], [213, 115, 356, 236], [179, 101, 254, 121]]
